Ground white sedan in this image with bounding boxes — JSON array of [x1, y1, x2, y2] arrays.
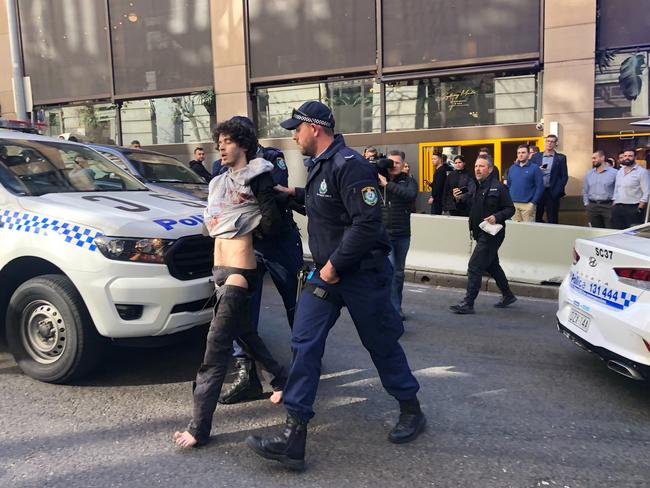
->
[[557, 224, 650, 380]]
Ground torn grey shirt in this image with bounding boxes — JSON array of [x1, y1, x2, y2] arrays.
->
[[203, 158, 274, 238]]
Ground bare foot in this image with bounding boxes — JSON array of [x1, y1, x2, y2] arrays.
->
[[174, 431, 198, 448], [269, 390, 283, 404]]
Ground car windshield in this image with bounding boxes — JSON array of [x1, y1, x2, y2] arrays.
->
[[123, 151, 205, 184], [627, 224, 650, 240], [0, 138, 147, 196]]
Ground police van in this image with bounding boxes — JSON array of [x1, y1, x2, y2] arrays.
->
[[0, 131, 214, 383]]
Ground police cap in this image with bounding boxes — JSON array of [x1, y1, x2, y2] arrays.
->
[[280, 101, 335, 130]]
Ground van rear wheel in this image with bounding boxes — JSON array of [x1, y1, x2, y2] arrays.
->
[[6, 275, 104, 383]]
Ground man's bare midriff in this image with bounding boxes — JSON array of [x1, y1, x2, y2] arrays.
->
[[213, 232, 256, 269]]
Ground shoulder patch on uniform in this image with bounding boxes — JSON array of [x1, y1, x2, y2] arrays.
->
[[361, 186, 378, 206], [276, 158, 287, 170]]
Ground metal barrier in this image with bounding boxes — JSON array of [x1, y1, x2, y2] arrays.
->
[[295, 213, 615, 285]]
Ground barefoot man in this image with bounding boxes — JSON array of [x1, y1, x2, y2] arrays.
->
[[174, 119, 288, 448]]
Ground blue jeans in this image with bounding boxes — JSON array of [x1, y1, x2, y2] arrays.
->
[[388, 236, 410, 312]]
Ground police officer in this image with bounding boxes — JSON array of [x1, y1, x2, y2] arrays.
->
[[246, 101, 425, 471], [217, 116, 305, 405], [450, 156, 516, 314]]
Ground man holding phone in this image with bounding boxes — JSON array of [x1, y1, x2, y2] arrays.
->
[[530, 135, 568, 223], [507, 145, 544, 222]]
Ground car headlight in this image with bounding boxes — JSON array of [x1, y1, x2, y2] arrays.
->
[[95, 236, 174, 264]]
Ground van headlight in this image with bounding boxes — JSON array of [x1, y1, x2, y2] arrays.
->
[[95, 236, 174, 264]]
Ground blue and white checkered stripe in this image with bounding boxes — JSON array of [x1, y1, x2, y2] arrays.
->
[[0, 209, 103, 252]]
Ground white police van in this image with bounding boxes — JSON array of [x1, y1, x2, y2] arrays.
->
[[0, 131, 214, 383]]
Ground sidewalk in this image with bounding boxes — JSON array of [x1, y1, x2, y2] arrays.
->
[[406, 269, 560, 300]]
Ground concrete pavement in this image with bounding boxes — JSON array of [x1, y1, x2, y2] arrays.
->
[[1, 282, 650, 488]]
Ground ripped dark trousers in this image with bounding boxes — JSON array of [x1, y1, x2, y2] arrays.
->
[[187, 266, 288, 444]]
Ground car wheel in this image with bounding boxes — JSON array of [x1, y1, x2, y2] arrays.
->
[[6, 274, 105, 383]]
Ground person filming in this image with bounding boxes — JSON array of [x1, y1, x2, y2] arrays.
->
[[377, 150, 418, 318]]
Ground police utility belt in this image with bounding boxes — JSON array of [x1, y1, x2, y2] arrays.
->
[[297, 250, 387, 305]]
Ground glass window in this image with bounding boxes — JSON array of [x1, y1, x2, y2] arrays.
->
[[121, 150, 205, 184], [120, 94, 214, 144], [18, 0, 112, 103], [248, 0, 376, 80], [597, 0, 650, 50], [255, 79, 380, 138], [385, 73, 537, 131], [108, 0, 213, 95], [595, 51, 649, 119], [36, 103, 118, 144], [382, 0, 540, 70], [0, 139, 145, 196]]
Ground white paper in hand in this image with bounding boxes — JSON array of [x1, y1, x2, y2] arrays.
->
[[479, 220, 503, 236]]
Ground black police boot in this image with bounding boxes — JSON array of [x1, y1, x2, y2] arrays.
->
[[494, 294, 517, 308], [246, 415, 307, 471], [388, 398, 426, 444], [219, 358, 264, 404], [449, 298, 475, 314]]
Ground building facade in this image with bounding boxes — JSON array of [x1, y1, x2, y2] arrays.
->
[[1, 0, 648, 223]]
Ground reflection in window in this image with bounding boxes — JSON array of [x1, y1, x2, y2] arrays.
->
[[36, 104, 118, 144], [255, 79, 380, 138], [385, 73, 537, 131], [595, 51, 649, 119], [109, 0, 213, 95], [120, 93, 215, 144]]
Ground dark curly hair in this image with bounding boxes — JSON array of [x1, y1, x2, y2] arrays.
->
[[212, 119, 258, 161]]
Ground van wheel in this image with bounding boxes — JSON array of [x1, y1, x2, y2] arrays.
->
[[6, 275, 104, 383]]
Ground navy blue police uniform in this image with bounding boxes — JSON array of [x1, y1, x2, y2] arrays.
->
[[283, 134, 420, 421], [246, 102, 425, 470]]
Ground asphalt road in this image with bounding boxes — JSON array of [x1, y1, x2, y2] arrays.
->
[[2, 282, 650, 488]]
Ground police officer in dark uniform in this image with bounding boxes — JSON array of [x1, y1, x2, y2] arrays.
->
[[246, 101, 425, 471], [215, 116, 305, 404], [450, 155, 516, 314]]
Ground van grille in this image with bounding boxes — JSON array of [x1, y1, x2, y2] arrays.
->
[[165, 235, 212, 281]]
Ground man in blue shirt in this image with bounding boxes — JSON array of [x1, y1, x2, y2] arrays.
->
[[506, 145, 544, 222], [611, 149, 650, 229], [582, 150, 617, 228], [246, 101, 424, 471]]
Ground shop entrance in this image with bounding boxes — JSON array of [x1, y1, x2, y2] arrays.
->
[[418, 137, 543, 191]]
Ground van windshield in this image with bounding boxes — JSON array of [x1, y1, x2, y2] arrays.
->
[[0, 139, 147, 196]]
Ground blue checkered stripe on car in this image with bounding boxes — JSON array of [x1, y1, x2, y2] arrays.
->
[[621, 291, 638, 309], [572, 284, 638, 310], [0, 209, 103, 251]]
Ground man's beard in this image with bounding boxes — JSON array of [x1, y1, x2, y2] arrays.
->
[[300, 141, 316, 157], [621, 159, 635, 166], [593, 161, 602, 168]]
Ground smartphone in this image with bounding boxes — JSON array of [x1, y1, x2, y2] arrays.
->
[[458, 186, 468, 194], [541, 163, 548, 169]]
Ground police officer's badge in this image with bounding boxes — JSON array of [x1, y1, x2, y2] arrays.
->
[[276, 158, 287, 170], [319, 179, 328, 195], [361, 186, 378, 206]]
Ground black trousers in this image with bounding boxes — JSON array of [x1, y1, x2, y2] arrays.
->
[[535, 188, 560, 223], [187, 267, 287, 444], [586, 202, 612, 228], [611, 204, 644, 230], [466, 232, 512, 303]]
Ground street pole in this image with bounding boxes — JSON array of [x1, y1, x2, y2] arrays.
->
[[5, 0, 27, 120]]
